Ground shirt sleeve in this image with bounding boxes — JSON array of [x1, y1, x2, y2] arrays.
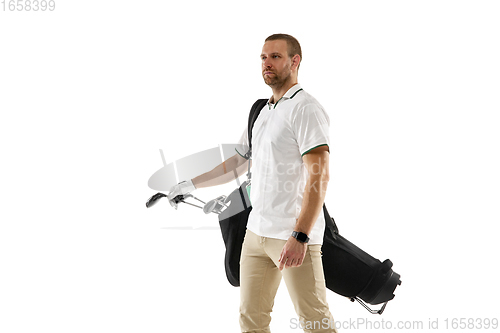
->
[[292, 103, 330, 156], [235, 127, 250, 158]]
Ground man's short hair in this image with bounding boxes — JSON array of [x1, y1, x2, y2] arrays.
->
[[265, 33, 302, 67]]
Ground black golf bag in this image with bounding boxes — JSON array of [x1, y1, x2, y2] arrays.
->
[[218, 182, 401, 313]]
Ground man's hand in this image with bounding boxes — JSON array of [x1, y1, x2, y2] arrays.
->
[[167, 180, 196, 200], [278, 237, 307, 271]]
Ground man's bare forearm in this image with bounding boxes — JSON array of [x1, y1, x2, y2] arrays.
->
[[192, 153, 249, 188], [295, 173, 329, 235]]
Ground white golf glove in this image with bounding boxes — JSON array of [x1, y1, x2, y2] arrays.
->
[[167, 180, 196, 201]]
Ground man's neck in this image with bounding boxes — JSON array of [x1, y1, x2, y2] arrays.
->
[[270, 80, 298, 104]]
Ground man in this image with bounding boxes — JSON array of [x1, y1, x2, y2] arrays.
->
[[169, 34, 338, 333]]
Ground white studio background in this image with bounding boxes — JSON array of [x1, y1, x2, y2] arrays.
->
[[1, 1, 499, 332]]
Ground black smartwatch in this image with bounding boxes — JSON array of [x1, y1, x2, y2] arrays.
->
[[292, 231, 310, 243]]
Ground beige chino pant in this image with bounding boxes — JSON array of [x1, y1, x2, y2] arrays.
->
[[239, 229, 338, 333]]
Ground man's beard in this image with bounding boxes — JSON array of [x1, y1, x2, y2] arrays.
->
[[263, 68, 291, 88]]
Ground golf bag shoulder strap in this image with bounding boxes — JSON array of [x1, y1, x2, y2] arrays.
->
[[246, 99, 268, 158]]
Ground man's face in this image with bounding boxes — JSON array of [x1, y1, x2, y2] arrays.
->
[[261, 40, 293, 87]]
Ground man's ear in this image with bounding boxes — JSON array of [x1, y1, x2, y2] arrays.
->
[[291, 54, 301, 70]]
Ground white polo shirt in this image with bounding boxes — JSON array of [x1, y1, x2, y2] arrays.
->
[[236, 84, 330, 245]]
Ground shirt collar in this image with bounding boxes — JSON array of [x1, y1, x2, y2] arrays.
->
[[267, 83, 303, 109], [282, 83, 302, 99]]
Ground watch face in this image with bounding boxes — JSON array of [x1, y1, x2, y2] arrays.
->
[[293, 231, 309, 243]]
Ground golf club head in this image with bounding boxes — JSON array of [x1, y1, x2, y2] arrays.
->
[[146, 192, 167, 208], [168, 193, 193, 210]]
